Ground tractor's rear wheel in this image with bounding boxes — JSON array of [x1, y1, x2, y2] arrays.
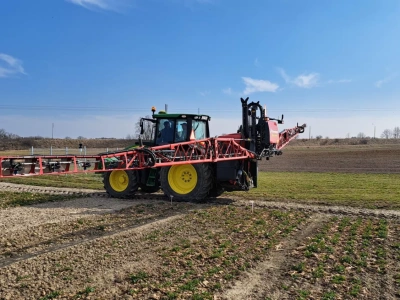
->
[[103, 170, 138, 198], [160, 163, 213, 201], [209, 184, 225, 198]]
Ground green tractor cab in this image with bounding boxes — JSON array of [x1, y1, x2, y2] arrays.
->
[[103, 109, 212, 199], [138, 110, 211, 146]]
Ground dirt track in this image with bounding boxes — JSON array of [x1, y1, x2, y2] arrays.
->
[[1, 144, 400, 299]]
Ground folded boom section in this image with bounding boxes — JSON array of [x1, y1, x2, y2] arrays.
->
[[0, 138, 257, 178], [277, 123, 306, 150]]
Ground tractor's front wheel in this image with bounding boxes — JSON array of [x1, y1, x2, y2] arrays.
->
[[103, 170, 138, 198], [160, 163, 213, 201]]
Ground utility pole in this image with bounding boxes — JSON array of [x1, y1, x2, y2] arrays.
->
[[372, 123, 376, 139], [52, 123, 54, 139], [165, 104, 168, 113], [309, 126, 311, 140]]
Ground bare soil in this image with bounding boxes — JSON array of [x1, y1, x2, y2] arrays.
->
[[260, 144, 400, 173], [0, 144, 400, 299]]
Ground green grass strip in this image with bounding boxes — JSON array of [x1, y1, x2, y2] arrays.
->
[[0, 191, 80, 208], [234, 172, 400, 209]]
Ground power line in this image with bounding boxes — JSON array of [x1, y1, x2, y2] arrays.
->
[[0, 105, 399, 113], [0, 105, 151, 112]]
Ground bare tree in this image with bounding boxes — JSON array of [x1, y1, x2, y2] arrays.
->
[[357, 132, 366, 138], [0, 129, 20, 139], [8, 133, 19, 139], [381, 129, 393, 139], [135, 115, 154, 140], [0, 129, 7, 139], [393, 126, 400, 139]]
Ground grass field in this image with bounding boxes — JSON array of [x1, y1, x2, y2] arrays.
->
[[0, 173, 104, 190], [0, 191, 78, 209], [1, 171, 400, 210], [242, 172, 400, 210]]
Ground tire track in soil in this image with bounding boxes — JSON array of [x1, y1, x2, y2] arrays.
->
[[381, 222, 400, 300], [230, 198, 400, 219], [0, 214, 184, 269], [0, 182, 101, 195], [2, 181, 400, 219], [0, 214, 187, 300], [217, 213, 326, 300]]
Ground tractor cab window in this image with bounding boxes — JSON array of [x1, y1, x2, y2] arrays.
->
[[175, 120, 188, 142], [156, 119, 175, 145], [192, 120, 207, 140]]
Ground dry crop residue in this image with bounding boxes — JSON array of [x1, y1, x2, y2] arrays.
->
[[0, 188, 399, 299]]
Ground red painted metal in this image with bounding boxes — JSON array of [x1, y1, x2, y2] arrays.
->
[[0, 138, 257, 178], [276, 123, 306, 150]]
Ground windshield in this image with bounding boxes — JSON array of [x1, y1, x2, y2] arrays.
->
[[155, 119, 208, 145], [156, 119, 175, 145], [191, 120, 207, 140]]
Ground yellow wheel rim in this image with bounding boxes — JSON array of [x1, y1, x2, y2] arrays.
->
[[109, 170, 129, 192], [168, 164, 197, 195]]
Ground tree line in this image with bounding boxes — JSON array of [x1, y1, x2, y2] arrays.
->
[[0, 128, 20, 139], [381, 127, 400, 139], [0, 129, 120, 140]]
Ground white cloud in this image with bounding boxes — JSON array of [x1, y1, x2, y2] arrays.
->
[[293, 73, 319, 88], [254, 58, 260, 67], [0, 53, 26, 78], [65, 0, 131, 12], [375, 74, 396, 88], [278, 68, 320, 89], [222, 87, 232, 95], [242, 77, 279, 95]]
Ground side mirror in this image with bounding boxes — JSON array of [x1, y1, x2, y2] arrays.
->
[[140, 119, 144, 135]]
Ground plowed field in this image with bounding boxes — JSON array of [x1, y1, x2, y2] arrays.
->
[[259, 144, 400, 173]]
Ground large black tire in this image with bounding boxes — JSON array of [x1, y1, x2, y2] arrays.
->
[[209, 184, 225, 198], [160, 163, 213, 202], [103, 170, 138, 198]]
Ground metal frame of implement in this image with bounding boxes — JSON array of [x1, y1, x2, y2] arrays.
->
[[0, 138, 258, 178]]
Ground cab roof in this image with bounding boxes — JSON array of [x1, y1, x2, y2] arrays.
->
[[153, 113, 211, 121]]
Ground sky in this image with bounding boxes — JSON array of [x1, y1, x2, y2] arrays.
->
[[1, 0, 400, 139]]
